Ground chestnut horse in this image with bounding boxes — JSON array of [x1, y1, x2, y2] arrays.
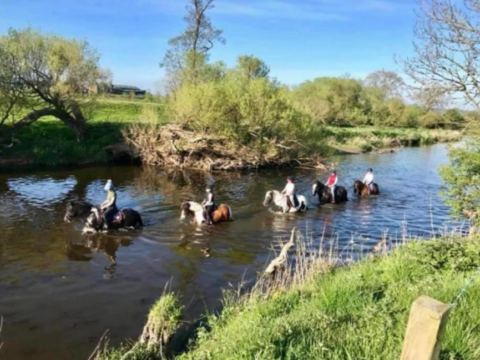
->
[[353, 180, 380, 196], [180, 201, 233, 225]]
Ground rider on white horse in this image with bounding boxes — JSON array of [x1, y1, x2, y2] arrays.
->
[[281, 176, 296, 213]]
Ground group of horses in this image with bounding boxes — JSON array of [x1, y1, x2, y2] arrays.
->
[[63, 178, 379, 231]]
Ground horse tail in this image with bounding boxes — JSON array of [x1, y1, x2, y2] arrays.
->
[[227, 206, 234, 221]]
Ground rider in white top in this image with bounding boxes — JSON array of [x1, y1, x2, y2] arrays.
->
[[363, 168, 374, 194], [281, 176, 296, 212], [201, 187, 215, 225]]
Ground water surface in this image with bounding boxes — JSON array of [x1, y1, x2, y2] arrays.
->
[[0, 144, 466, 359]]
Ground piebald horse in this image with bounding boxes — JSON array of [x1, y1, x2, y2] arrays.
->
[[180, 201, 233, 225], [263, 190, 308, 213], [312, 181, 348, 204], [353, 180, 380, 196]]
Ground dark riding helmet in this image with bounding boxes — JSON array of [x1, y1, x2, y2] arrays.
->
[[368, 168, 373, 172], [286, 176, 294, 182], [331, 170, 337, 174]]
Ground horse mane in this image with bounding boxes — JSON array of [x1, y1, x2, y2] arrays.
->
[[185, 201, 203, 213]]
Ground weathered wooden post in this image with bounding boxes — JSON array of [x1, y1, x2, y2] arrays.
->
[[401, 295, 452, 360]]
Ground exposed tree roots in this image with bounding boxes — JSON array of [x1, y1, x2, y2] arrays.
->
[[123, 124, 325, 171]]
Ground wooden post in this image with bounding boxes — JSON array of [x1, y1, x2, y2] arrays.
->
[[401, 295, 452, 360]]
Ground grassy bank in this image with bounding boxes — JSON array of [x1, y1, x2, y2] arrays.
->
[[327, 127, 462, 154], [0, 99, 166, 168], [97, 231, 480, 360], [0, 99, 461, 168]]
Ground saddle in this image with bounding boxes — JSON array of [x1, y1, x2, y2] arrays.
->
[[96, 208, 124, 226]]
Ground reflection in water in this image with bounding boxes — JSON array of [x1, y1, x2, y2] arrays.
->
[[0, 144, 469, 360]]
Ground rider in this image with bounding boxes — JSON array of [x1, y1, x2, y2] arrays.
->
[[325, 170, 338, 204], [201, 187, 215, 225], [363, 168, 374, 195], [281, 176, 296, 213], [100, 179, 118, 230]]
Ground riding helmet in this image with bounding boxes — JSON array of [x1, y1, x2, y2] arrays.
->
[[104, 179, 114, 191], [286, 176, 294, 182], [368, 168, 373, 172]]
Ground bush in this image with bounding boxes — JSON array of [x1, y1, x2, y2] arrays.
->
[[170, 65, 327, 158], [440, 139, 480, 226]]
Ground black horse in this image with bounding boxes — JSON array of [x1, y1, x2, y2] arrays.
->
[[64, 201, 143, 232], [312, 180, 348, 204]]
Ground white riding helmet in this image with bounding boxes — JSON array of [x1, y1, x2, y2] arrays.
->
[[104, 179, 114, 191]]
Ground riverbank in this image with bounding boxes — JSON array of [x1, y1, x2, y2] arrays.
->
[[95, 230, 480, 360], [0, 116, 461, 171]]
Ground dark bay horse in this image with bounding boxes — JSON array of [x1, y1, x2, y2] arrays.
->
[[64, 201, 143, 232], [353, 180, 380, 196], [312, 181, 348, 204]]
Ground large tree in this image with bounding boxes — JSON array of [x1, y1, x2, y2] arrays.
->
[[401, 0, 480, 111], [160, 0, 225, 92], [364, 70, 405, 100], [0, 28, 104, 142]]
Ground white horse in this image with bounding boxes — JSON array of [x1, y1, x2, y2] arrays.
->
[[263, 190, 308, 213], [180, 201, 233, 225]]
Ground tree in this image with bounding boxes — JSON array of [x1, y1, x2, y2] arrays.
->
[[401, 0, 480, 111], [236, 55, 270, 79], [411, 85, 449, 111], [364, 70, 405, 100], [0, 28, 104, 142], [440, 139, 480, 227], [442, 108, 465, 129], [160, 0, 225, 91]]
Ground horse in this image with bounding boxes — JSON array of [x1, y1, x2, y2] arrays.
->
[[312, 181, 348, 204], [263, 190, 308, 213], [353, 180, 380, 196], [180, 201, 233, 225], [83, 206, 143, 233], [64, 201, 143, 232]]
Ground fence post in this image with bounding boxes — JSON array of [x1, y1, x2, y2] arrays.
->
[[401, 295, 452, 360]]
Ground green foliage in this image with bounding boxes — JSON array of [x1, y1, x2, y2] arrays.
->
[[292, 77, 364, 125], [236, 55, 270, 79], [0, 27, 105, 139], [442, 108, 465, 129], [440, 138, 480, 226], [170, 59, 328, 157], [180, 235, 480, 359]]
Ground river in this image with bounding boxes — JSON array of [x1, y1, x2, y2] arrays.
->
[[0, 143, 467, 360]]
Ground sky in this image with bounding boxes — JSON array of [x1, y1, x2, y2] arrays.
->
[[0, 0, 420, 92]]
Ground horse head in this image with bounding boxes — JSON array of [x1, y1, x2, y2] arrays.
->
[[64, 201, 93, 222], [312, 181, 325, 196], [180, 201, 192, 221], [353, 180, 362, 195], [263, 191, 273, 206]]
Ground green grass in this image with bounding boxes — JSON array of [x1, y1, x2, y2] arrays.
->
[[326, 126, 461, 154], [178, 234, 480, 360], [98, 232, 480, 360]]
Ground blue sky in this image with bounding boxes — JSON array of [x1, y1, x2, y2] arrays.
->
[[0, 0, 419, 91]]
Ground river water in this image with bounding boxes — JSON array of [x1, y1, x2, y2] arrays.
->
[[0, 143, 467, 360]]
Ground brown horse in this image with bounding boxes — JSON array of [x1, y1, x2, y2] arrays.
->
[[353, 180, 380, 196], [180, 201, 233, 225]]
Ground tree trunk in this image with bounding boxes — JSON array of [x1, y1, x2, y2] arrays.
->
[[0, 107, 58, 143]]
